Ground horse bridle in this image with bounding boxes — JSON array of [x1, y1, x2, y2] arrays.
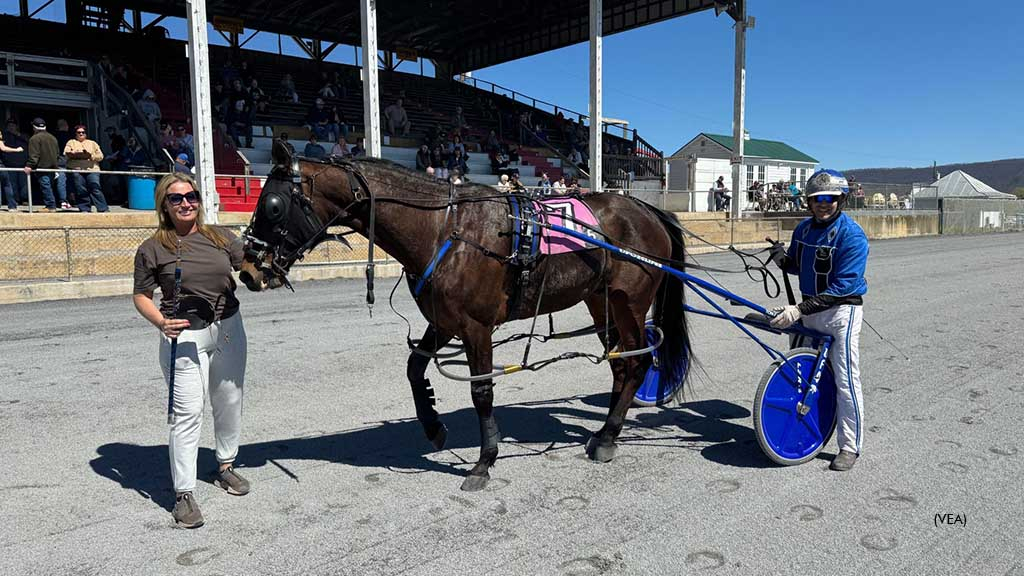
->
[[242, 157, 377, 306]]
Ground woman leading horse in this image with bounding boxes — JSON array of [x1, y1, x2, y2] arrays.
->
[[239, 141, 691, 491]]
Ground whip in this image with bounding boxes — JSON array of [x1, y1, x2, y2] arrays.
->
[[167, 238, 182, 425]]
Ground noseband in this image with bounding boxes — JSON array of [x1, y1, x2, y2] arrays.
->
[[242, 157, 377, 307]]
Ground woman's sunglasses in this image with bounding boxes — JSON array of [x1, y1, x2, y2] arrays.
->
[[167, 191, 200, 206], [811, 195, 836, 204]]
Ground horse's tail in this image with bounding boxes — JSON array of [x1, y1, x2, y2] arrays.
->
[[650, 208, 694, 394]]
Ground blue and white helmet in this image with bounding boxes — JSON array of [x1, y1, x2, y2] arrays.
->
[[804, 169, 849, 198]]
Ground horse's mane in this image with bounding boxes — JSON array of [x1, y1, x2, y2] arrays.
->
[[347, 156, 505, 199]]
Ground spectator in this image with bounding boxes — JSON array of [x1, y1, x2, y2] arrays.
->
[[425, 123, 445, 148], [330, 134, 350, 158], [303, 134, 326, 159], [485, 129, 500, 153], [497, 174, 510, 193], [247, 79, 268, 114], [24, 118, 65, 212], [450, 106, 469, 136], [139, 89, 162, 124], [239, 61, 253, 86], [220, 59, 240, 86], [384, 99, 411, 137], [789, 181, 802, 210], [104, 126, 126, 157], [331, 70, 347, 99], [2, 119, 29, 210], [713, 175, 731, 211], [175, 125, 195, 160], [447, 148, 468, 176], [333, 106, 350, 140], [430, 143, 447, 179], [449, 169, 463, 186], [350, 137, 366, 158], [567, 177, 581, 194], [111, 64, 131, 91], [415, 144, 431, 171], [173, 153, 193, 174], [278, 73, 299, 104], [54, 119, 73, 152], [489, 147, 509, 175], [569, 147, 585, 170], [447, 134, 467, 157], [538, 172, 552, 192], [425, 166, 435, 179], [119, 136, 148, 167], [225, 81, 253, 148], [1, 122, 26, 210], [277, 131, 295, 155], [305, 98, 338, 143], [509, 171, 526, 193], [64, 125, 108, 212], [534, 123, 547, 143], [507, 145, 521, 163], [552, 176, 566, 192], [317, 72, 337, 99]]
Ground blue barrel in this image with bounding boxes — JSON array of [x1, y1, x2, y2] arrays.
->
[[127, 175, 157, 210]]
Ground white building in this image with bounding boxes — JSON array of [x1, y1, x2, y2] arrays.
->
[[667, 133, 818, 211]]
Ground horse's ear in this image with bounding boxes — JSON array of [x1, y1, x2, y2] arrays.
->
[[271, 139, 293, 166]]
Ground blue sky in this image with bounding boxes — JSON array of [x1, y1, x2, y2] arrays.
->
[[4, 0, 1020, 169]]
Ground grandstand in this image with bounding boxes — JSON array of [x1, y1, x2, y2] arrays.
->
[[0, 9, 669, 213]]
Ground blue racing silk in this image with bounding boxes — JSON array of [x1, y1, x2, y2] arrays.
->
[[785, 211, 869, 300]]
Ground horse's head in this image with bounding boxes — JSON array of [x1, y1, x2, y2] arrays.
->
[[240, 140, 354, 292]]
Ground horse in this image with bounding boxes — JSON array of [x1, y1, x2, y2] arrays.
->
[[239, 141, 692, 491]]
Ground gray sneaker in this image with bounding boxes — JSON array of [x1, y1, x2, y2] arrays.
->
[[214, 466, 250, 496], [172, 492, 204, 528], [829, 450, 859, 471]]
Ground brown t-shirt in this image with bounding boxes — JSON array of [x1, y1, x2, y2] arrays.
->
[[133, 228, 244, 320]]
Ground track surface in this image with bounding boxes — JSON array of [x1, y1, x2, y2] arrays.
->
[[1, 233, 1022, 575]]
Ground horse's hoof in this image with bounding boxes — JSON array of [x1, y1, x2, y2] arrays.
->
[[585, 436, 617, 463], [460, 473, 490, 492], [428, 423, 448, 451]]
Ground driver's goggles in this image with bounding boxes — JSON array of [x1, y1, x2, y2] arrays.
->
[[810, 194, 836, 204]]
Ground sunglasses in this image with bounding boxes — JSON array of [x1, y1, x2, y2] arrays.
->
[[167, 191, 200, 206], [811, 195, 836, 204], [75, 131, 86, 134]]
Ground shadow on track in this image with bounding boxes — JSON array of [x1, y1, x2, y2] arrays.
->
[[89, 394, 771, 510]]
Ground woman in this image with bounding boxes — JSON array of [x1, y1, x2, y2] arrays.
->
[[330, 134, 350, 158], [133, 173, 249, 529]]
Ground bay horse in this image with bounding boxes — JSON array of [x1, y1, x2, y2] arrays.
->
[[239, 141, 691, 491]]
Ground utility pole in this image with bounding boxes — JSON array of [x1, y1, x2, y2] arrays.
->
[[728, 0, 748, 221]]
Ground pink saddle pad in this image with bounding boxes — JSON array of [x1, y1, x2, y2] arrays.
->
[[538, 198, 603, 255]]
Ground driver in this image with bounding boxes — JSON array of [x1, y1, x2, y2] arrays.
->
[[132, 173, 250, 527], [769, 169, 869, 472]]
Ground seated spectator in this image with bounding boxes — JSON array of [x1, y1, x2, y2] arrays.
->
[[447, 134, 467, 157], [211, 81, 228, 125], [509, 171, 526, 193], [415, 144, 431, 171], [330, 134, 350, 158], [534, 123, 547, 143], [447, 148, 468, 175], [278, 73, 299, 104], [173, 153, 193, 174], [139, 89, 162, 124], [159, 123, 175, 149], [788, 182, 802, 210], [220, 59, 240, 87], [567, 177, 581, 194], [507, 145, 520, 163], [384, 99, 411, 137], [351, 137, 366, 158], [303, 134, 326, 159], [489, 147, 509, 175], [497, 174, 510, 193], [569, 148, 585, 169], [119, 136, 148, 167], [485, 129, 500, 153], [248, 79, 268, 113], [552, 176, 567, 192], [277, 131, 295, 155], [175, 125, 194, 159], [331, 70, 348, 99], [333, 106, 350, 140], [305, 98, 338, 143], [317, 72, 337, 99], [450, 106, 469, 136], [225, 88, 253, 148]]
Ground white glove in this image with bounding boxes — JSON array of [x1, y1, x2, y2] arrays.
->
[[769, 305, 802, 329]]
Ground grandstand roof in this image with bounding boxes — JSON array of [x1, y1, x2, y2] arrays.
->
[[89, 0, 719, 72]]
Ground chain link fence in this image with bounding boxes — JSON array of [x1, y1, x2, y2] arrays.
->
[[0, 224, 385, 282]]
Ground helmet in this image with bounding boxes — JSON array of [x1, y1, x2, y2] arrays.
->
[[804, 169, 849, 198]]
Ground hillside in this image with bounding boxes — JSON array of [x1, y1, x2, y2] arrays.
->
[[845, 158, 1024, 195]]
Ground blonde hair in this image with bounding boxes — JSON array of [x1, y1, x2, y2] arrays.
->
[[152, 172, 231, 252]]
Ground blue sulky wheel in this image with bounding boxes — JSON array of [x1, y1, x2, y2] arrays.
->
[[753, 348, 837, 465], [633, 325, 688, 407]]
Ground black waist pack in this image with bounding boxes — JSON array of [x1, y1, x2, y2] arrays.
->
[[177, 296, 215, 330]]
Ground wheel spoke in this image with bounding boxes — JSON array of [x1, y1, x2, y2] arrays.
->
[[800, 416, 823, 442]]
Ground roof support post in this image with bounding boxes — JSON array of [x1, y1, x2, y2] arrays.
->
[[360, 0, 381, 158], [186, 0, 219, 222], [19, 0, 28, 17], [588, 0, 603, 194], [729, 1, 747, 220]]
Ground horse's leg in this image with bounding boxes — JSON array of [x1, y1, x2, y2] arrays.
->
[[459, 322, 499, 492], [585, 293, 651, 462], [407, 325, 454, 451], [584, 294, 626, 461]]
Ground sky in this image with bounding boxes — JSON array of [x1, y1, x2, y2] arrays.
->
[[4, 0, 1020, 169]]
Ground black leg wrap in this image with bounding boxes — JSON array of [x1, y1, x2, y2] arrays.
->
[[410, 378, 446, 449]]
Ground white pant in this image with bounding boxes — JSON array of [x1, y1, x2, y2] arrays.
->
[[159, 312, 247, 493], [801, 305, 864, 454]]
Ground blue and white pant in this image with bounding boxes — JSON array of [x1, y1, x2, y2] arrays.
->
[[801, 304, 864, 454]]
